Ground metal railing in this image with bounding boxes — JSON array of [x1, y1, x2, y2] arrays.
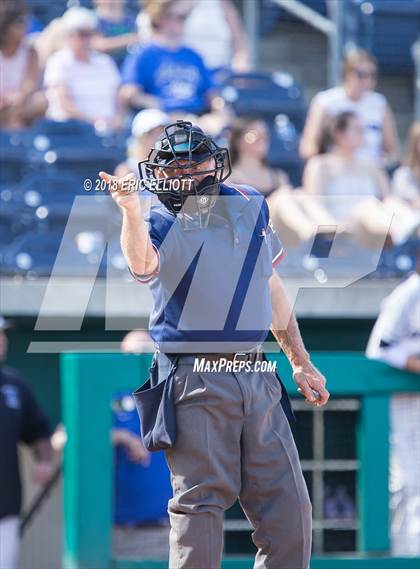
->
[[243, 0, 344, 85]]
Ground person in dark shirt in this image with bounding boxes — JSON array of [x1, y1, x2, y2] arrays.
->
[[92, 0, 138, 67], [112, 329, 172, 559], [0, 316, 53, 569], [120, 0, 214, 115]]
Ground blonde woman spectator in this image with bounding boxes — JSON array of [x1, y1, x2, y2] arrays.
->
[[302, 112, 416, 247], [300, 49, 399, 167], [0, 1, 46, 129], [115, 108, 169, 178], [183, 0, 251, 76], [393, 122, 420, 209], [44, 7, 122, 129]]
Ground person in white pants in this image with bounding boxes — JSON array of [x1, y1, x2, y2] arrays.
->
[[366, 271, 420, 556], [0, 517, 20, 569]]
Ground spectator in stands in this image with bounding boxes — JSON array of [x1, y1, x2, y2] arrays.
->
[[183, 0, 251, 80], [92, 0, 139, 67], [300, 49, 399, 168], [229, 117, 289, 196], [393, 122, 420, 210], [0, 316, 54, 569], [302, 111, 416, 247], [44, 7, 122, 129], [366, 267, 420, 556], [112, 424, 149, 466], [115, 108, 169, 178], [228, 116, 324, 246], [112, 329, 171, 560], [0, 0, 46, 129], [120, 0, 214, 116]]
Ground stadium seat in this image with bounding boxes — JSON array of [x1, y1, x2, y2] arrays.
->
[[367, 1, 418, 73], [338, 0, 418, 74], [2, 229, 79, 277], [31, 118, 98, 138], [374, 238, 420, 278], [4, 170, 85, 219], [221, 72, 306, 130], [0, 226, 125, 278], [0, 170, 117, 244], [26, 0, 68, 26], [266, 115, 303, 186], [0, 193, 38, 247], [27, 120, 125, 182], [0, 129, 29, 184]]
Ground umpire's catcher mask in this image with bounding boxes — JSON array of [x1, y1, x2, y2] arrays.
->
[[139, 120, 231, 229]]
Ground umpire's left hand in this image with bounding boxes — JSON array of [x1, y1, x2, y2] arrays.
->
[[292, 362, 330, 407]]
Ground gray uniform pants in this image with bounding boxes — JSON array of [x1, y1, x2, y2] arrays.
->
[[163, 357, 312, 569]]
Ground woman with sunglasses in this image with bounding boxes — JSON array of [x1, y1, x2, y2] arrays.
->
[[300, 49, 399, 169]]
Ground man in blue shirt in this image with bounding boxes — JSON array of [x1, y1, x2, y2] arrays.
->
[[100, 121, 329, 569], [120, 0, 213, 115], [113, 392, 172, 528]]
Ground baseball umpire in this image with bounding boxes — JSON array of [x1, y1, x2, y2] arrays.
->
[[100, 120, 329, 568]]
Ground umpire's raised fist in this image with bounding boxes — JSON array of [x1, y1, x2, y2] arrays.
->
[[99, 171, 140, 210]]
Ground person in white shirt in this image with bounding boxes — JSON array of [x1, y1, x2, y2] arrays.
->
[[302, 111, 416, 247], [366, 270, 420, 556], [393, 122, 420, 210], [183, 0, 251, 75], [300, 49, 399, 168], [0, 1, 46, 129], [44, 7, 122, 129]]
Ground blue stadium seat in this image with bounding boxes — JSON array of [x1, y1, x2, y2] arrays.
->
[[27, 120, 125, 181], [221, 72, 306, 130], [374, 238, 420, 278], [1, 226, 112, 277], [1, 225, 127, 278], [0, 130, 30, 184], [25, 0, 68, 26], [266, 115, 303, 186], [3, 170, 85, 220], [0, 192, 38, 248], [365, 1, 418, 73], [2, 230, 79, 277], [340, 0, 418, 74]]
